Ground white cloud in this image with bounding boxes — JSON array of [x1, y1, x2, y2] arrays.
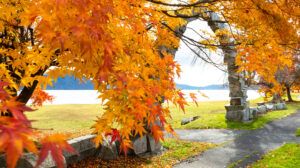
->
[[175, 62, 227, 87], [174, 20, 227, 86]]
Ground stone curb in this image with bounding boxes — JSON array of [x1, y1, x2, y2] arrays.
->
[[0, 133, 163, 168], [255, 102, 287, 115], [64, 135, 98, 165], [0, 135, 97, 168]]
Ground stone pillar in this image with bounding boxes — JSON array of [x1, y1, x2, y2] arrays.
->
[[224, 51, 250, 122], [207, 12, 251, 122], [168, 10, 252, 122]]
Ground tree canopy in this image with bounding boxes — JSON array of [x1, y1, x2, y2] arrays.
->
[[0, 0, 299, 167]]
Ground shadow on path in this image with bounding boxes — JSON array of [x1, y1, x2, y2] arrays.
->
[[173, 110, 300, 168]]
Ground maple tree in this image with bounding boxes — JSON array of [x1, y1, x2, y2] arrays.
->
[[224, 0, 299, 93], [281, 54, 300, 102], [0, 0, 186, 167], [219, 0, 300, 100], [0, 0, 300, 168], [258, 53, 300, 102], [154, 0, 299, 94]]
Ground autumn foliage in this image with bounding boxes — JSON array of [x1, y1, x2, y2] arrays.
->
[[221, 0, 299, 92], [30, 88, 54, 106], [0, 0, 185, 167], [0, 0, 300, 167], [0, 82, 77, 168]]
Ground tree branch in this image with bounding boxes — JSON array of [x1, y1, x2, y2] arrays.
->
[[147, 0, 221, 7]]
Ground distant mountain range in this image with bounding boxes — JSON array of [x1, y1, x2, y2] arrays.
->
[[46, 76, 94, 90], [46, 75, 230, 90], [176, 83, 229, 90]]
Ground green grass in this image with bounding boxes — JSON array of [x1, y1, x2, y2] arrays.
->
[[295, 128, 300, 137], [156, 138, 216, 166], [70, 138, 216, 168], [26, 93, 300, 136], [167, 99, 300, 130], [26, 104, 105, 137], [250, 143, 300, 168]]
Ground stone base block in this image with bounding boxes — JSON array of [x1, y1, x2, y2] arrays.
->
[[64, 135, 98, 165], [249, 107, 258, 120], [257, 105, 267, 114], [117, 133, 163, 157], [276, 103, 287, 110], [147, 134, 162, 154], [132, 136, 148, 155], [282, 103, 287, 109], [96, 139, 118, 160], [225, 105, 250, 122]]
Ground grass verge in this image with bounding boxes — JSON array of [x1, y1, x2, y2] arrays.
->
[[167, 101, 300, 130], [69, 138, 216, 168], [250, 143, 300, 168], [26, 94, 300, 136]]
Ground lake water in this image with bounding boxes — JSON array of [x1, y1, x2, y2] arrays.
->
[[37, 90, 262, 105]]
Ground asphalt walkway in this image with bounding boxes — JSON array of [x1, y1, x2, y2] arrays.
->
[[172, 110, 300, 168], [165, 129, 248, 145]]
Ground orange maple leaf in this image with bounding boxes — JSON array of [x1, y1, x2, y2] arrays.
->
[[119, 139, 133, 155], [0, 118, 37, 168], [151, 125, 164, 143], [189, 93, 198, 106], [164, 125, 179, 139], [30, 88, 54, 107], [177, 90, 185, 99], [177, 99, 188, 112], [1, 98, 35, 126], [0, 81, 10, 101], [197, 90, 209, 99], [105, 128, 120, 144], [36, 134, 78, 168]]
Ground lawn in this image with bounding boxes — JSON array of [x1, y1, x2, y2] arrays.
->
[[69, 138, 216, 168], [250, 143, 300, 168], [168, 101, 300, 130], [26, 104, 105, 137], [26, 93, 300, 136], [167, 93, 300, 130]]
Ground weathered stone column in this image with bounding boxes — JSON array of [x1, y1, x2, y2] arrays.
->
[[169, 11, 252, 122], [224, 51, 250, 122], [206, 12, 251, 122], [164, 10, 252, 122]]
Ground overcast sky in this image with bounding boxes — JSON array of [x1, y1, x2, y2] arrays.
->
[[174, 20, 227, 87]]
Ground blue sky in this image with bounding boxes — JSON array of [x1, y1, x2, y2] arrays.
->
[[174, 20, 227, 87]]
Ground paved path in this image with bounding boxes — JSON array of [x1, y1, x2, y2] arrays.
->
[[165, 129, 248, 145], [173, 110, 300, 168]]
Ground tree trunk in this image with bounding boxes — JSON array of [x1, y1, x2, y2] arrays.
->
[[17, 80, 39, 104], [17, 68, 48, 104], [286, 86, 293, 102], [1, 76, 39, 116], [271, 93, 282, 103]]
